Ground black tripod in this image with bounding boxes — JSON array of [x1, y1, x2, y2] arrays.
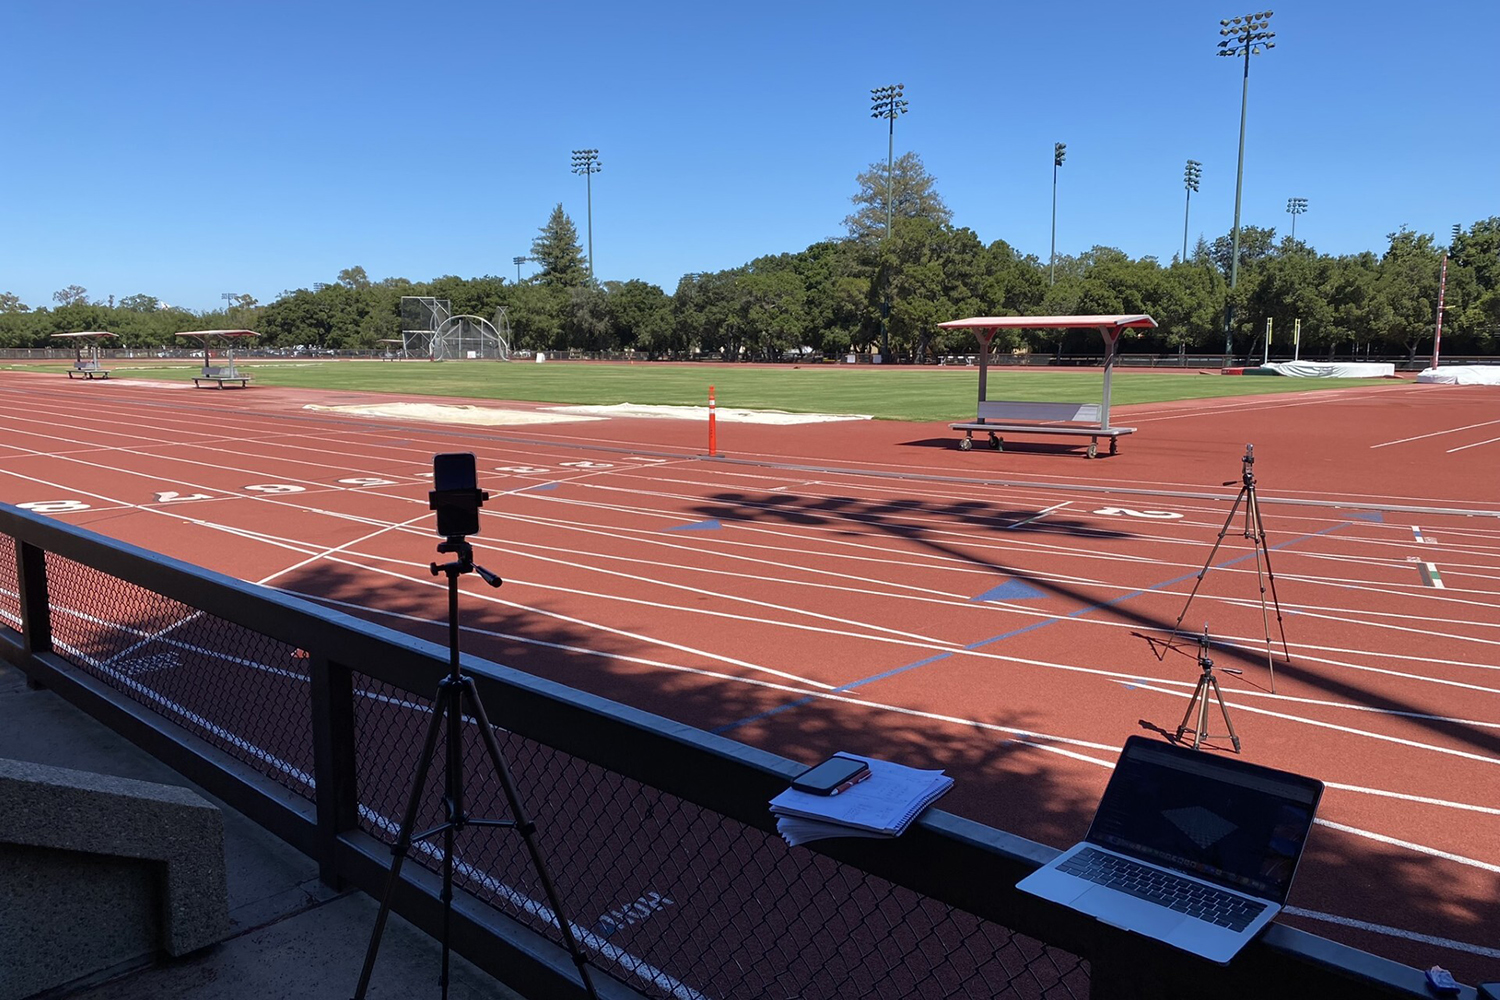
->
[[354, 459, 598, 1000], [1176, 626, 1242, 753], [1166, 444, 1291, 693]]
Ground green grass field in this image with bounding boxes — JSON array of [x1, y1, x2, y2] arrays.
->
[[6, 359, 1403, 422]]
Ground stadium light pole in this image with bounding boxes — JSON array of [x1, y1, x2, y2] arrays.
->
[[221, 292, 235, 315], [512, 256, 534, 283], [1285, 197, 1307, 242], [870, 83, 907, 362], [570, 148, 601, 284], [1183, 160, 1202, 263], [1218, 10, 1276, 360], [1050, 142, 1066, 285]]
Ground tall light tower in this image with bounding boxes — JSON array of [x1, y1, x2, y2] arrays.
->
[[1285, 197, 1307, 242], [870, 83, 907, 362], [222, 292, 235, 314], [1218, 9, 1276, 359], [1050, 142, 1067, 285], [570, 148, 601, 283], [512, 256, 534, 283], [1183, 160, 1203, 263]]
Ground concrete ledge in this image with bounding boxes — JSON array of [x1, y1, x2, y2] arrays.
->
[[0, 757, 230, 998]]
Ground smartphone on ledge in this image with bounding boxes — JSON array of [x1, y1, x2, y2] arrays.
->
[[792, 755, 872, 795]]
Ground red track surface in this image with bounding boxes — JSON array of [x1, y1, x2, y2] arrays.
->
[[2, 368, 1497, 984]]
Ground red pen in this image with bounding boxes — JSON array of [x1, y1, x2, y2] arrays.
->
[[829, 768, 873, 796]]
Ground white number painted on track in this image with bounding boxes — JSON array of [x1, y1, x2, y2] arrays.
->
[[558, 461, 613, 469], [495, 466, 550, 474], [16, 500, 92, 514], [338, 477, 396, 487], [153, 491, 216, 504], [1093, 506, 1183, 520], [243, 484, 306, 494]]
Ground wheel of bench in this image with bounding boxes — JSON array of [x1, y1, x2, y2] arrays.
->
[[1109, 437, 1119, 456], [959, 436, 973, 451], [1087, 441, 1098, 459], [988, 433, 1002, 451]]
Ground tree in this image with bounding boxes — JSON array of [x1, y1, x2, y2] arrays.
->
[[531, 205, 589, 288], [337, 266, 371, 289], [608, 280, 676, 357], [843, 151, 953, 243], [53, 285, 90, 306], [1208, 226, 1277, 280], [0, 292, 29, 313], [119, 294, 160, 312]]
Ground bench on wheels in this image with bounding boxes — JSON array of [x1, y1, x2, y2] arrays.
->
[[177, 329, 258, 388], [950, 400, 1134, 459], [937, 313, 1157, 460], [192, 365, 251, 388], [52, 331, 116, 380]]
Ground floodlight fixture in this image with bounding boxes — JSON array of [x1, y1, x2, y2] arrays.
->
[[570, 149, 602, 283], [869, 83, 909, 361], [1285, 196, 1307, 242], [1051, 143, 1067, 285], [1183, 160, 1203, 262], [1218, 8, 1277, 358]]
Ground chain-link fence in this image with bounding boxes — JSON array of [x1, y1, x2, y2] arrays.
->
[[42, 552, 316, 801], [0, 534, 18, 630], [351, 673, 1087, 1000]]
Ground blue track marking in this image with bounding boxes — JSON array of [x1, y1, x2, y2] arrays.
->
[[1340, 510, 1384, 522], [667, 519, 722, 532], [521, 482, 559, 492], [971, 579, 1048, 602], [712, 519, 1350, 735]]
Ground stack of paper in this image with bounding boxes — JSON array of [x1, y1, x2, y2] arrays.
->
[[769, 754, 954, 847]]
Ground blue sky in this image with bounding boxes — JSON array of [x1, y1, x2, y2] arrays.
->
[[2, 0, 1495, 312]]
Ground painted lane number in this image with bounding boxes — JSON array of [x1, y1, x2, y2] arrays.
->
[[16, 500, 92, 513], [1093, 506, 1183, 520], [244, 484, 307, 494], [558, 461, 613, 469], [153, 491, 216, 504], [338, 477, 396, 487]]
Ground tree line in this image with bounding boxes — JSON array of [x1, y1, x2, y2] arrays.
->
[[3, 155, 1495, 362]]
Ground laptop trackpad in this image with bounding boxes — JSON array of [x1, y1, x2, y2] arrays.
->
[[1074, 884, 1188, 937]]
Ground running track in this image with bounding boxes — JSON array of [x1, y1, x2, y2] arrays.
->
[[1, 368, 1496, 984]]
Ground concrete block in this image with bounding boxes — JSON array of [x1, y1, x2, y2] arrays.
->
[[0, 757, 230, 998]]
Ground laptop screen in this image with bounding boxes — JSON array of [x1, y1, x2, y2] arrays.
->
[[1086, 737, 1322, 902]]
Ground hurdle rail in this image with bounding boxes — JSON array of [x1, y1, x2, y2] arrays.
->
[[0, 503, 1473, 1000]]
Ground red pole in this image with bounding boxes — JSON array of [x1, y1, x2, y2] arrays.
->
[[708, 385, 717, 456], [1432, 252, 1448, 370]]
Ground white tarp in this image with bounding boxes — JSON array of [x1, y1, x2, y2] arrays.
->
[[1416, 366, 1500, 385], [1260, 361, 1396, 378]]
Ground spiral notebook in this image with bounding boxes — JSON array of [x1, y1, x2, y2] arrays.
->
[[769, 754, 953, 846]]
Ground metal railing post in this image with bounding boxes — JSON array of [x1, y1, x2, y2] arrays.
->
[[309, 653, 359, 888], [16, 541, 52, 689]]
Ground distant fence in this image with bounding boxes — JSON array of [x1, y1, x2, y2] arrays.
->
[[0, 504, 1468, 1000]]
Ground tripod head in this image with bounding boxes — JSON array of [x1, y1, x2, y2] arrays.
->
[[431, 536, 503, 587], [427, 454, 504, 588], [1222, 443, 1256, 488], [1197, 625, 1241, 677]]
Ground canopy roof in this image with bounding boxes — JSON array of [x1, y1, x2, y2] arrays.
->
[[51, 331, 117, 340], [175, 329, 259, 339], [938, 314, 1157, 330]]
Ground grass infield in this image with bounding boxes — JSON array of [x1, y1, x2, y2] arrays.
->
[[6, 358, 1403, 423]]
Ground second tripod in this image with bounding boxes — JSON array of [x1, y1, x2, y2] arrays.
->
[[1177, 626, 1242, 753], [1166, 443, 1291, 693]]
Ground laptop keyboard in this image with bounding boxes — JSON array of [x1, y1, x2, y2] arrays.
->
[[1060, 847, 1267, 931]]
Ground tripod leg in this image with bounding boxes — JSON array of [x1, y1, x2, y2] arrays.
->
[[1176, 676, 1207, 749], [1249, 489, 1292, 694], [1208, 675, 1242, 753], [354, 682, 450, 1000], [440, 679, 464, 999], [460, 678, 601, 1000], [1166, 489, 1248, 655]]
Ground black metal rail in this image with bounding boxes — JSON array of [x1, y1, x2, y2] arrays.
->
[[0, 504, 1466, 1000]]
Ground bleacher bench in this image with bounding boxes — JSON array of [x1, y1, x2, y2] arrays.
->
[[66, 364, 109, 380], [950, 400, 1135, 458], [192, 366, 251, 388]]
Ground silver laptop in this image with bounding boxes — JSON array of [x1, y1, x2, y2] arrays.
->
[[1017, 735, 1323, 964]]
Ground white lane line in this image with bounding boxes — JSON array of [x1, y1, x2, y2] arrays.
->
[[1448, 435, 1500, 454], [1322, 781, 1500, 816], [1370, 418, 1500, 449], [1006, 500, 1072, 529], [1315, 819, 1500, 875], [1282, 907, 1500, 960]]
